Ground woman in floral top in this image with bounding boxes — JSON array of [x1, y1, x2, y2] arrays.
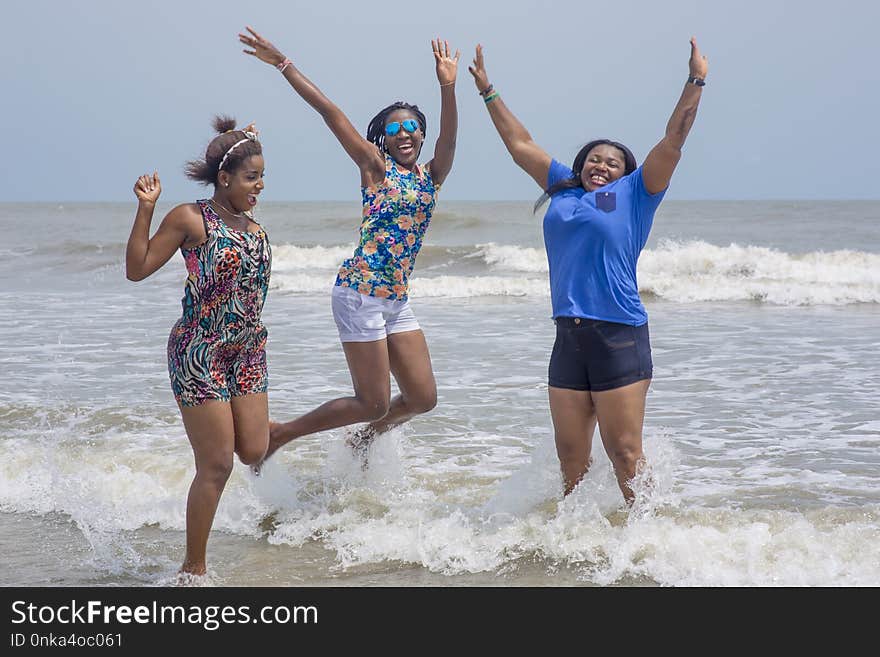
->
[[241, 26, 458, 465]]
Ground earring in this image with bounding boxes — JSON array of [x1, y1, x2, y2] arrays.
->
[[224, 182, 229, 187]]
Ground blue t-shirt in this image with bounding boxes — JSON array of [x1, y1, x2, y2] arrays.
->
[[542, 159, 666, 326]]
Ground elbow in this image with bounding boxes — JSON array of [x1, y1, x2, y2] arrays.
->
[[125, 266, 145, 282]]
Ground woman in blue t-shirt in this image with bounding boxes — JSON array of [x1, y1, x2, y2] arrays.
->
[[468, 38, 708, 502]]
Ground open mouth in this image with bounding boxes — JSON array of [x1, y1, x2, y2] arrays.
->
[[247, 194, 258, 206], [589, 174, 608, 186]]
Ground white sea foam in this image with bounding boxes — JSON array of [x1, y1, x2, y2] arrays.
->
[[640, 240, 880, 305], [2, 403, 879, 585], [267, 240, 880, 304], [270, 244, 355, 271], [410, 275, 549, 298], [477, 243, 549, 273]]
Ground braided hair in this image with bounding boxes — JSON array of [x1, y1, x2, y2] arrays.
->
[[534, 139, 637, 213], [365, 102, 427, 156], [185, 115, 263, 186]]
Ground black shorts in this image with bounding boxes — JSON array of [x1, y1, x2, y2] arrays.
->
[[548, 317, 653, 392]]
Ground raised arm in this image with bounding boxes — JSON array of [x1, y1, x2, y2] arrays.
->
[[427, 39, 459, 187], [125, 173, 197, 281], [642, 37, 709, 195], [240, 26, 384, 185], [468, 44, 552, 189]]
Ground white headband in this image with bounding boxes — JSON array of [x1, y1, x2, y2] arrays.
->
[[218, 129, 258, 171]]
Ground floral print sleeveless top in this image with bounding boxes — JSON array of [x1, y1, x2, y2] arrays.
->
[[172, 199, 271, 346], [335, 153, 439, 301]]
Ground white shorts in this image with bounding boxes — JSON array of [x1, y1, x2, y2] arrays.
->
[[331, 285, 421, 343]]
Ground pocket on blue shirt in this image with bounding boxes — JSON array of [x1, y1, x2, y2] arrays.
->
[[596, 191, 616, 212]]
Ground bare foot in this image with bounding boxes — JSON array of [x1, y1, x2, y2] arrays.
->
[[345, 425, 376, 469], [251, 421, 288, 476], [172, 570, 210, 587]]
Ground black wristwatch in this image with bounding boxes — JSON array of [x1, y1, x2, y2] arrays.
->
[[687, 75, 706, 87]]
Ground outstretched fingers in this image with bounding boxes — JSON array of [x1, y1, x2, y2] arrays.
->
[[239, 31, 256, 56], [432, 37, 458, 62], [468, 44, 483, 74], [239, 25, 269, 57], [468, 44, 486, 85]]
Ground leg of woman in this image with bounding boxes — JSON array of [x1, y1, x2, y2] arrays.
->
[[178, 400, 236, 575], [549, 386, 598, 496], [367, 329, 437, 435], [264, 339, 392, 459], [230, 392, 269, 466], [591, 379, 651, 503]]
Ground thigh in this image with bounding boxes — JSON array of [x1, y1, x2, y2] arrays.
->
[[342, 338, 392, 402], [178, 399, 236, 466], [386, 329, 436, 397], [591, 379, 651, 452], [549, 386, 597, 453], [229, 392, 269, 455]]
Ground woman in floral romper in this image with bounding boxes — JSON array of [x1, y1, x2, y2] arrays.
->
[[240, 26, 458, 465], [126, 116, 271, 577]]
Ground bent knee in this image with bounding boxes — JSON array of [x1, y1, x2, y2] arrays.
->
[[359, 397, 391, 422], [235, 432, 269, 465], [409, 389, 437, 415], [236, 444, 267, 466]]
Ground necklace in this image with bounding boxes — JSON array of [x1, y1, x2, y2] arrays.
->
[[210, 197, 253, 221]]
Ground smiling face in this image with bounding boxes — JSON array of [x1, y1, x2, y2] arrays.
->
[[579, 144, 627, 191], [218, 154, 265, 213], [384, 109, 423, 168]]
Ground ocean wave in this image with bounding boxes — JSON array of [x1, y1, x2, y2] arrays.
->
[[270, 244, 355, 271], [269, 240, 880, 304], [640, 240, 880, 305], [3, 426, 879, 586], [476, 243, 548, 272]]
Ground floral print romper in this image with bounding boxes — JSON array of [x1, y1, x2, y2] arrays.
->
[[167, 200, 272, 406]]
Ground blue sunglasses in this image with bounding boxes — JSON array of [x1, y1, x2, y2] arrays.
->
[[385, 119, 419, 136]]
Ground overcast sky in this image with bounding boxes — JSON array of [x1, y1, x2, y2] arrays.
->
[[3, 0, 878, 202]]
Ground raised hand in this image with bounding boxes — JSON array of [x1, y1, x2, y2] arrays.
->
[[239, 26, 286, 68], [689, 36, 708, 80], [432, 38, 460, 86], [133, 172, 161, 205], [467, 44, 490, 93]]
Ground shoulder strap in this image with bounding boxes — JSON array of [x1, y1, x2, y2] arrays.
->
[[196, 199, 220, 235]]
